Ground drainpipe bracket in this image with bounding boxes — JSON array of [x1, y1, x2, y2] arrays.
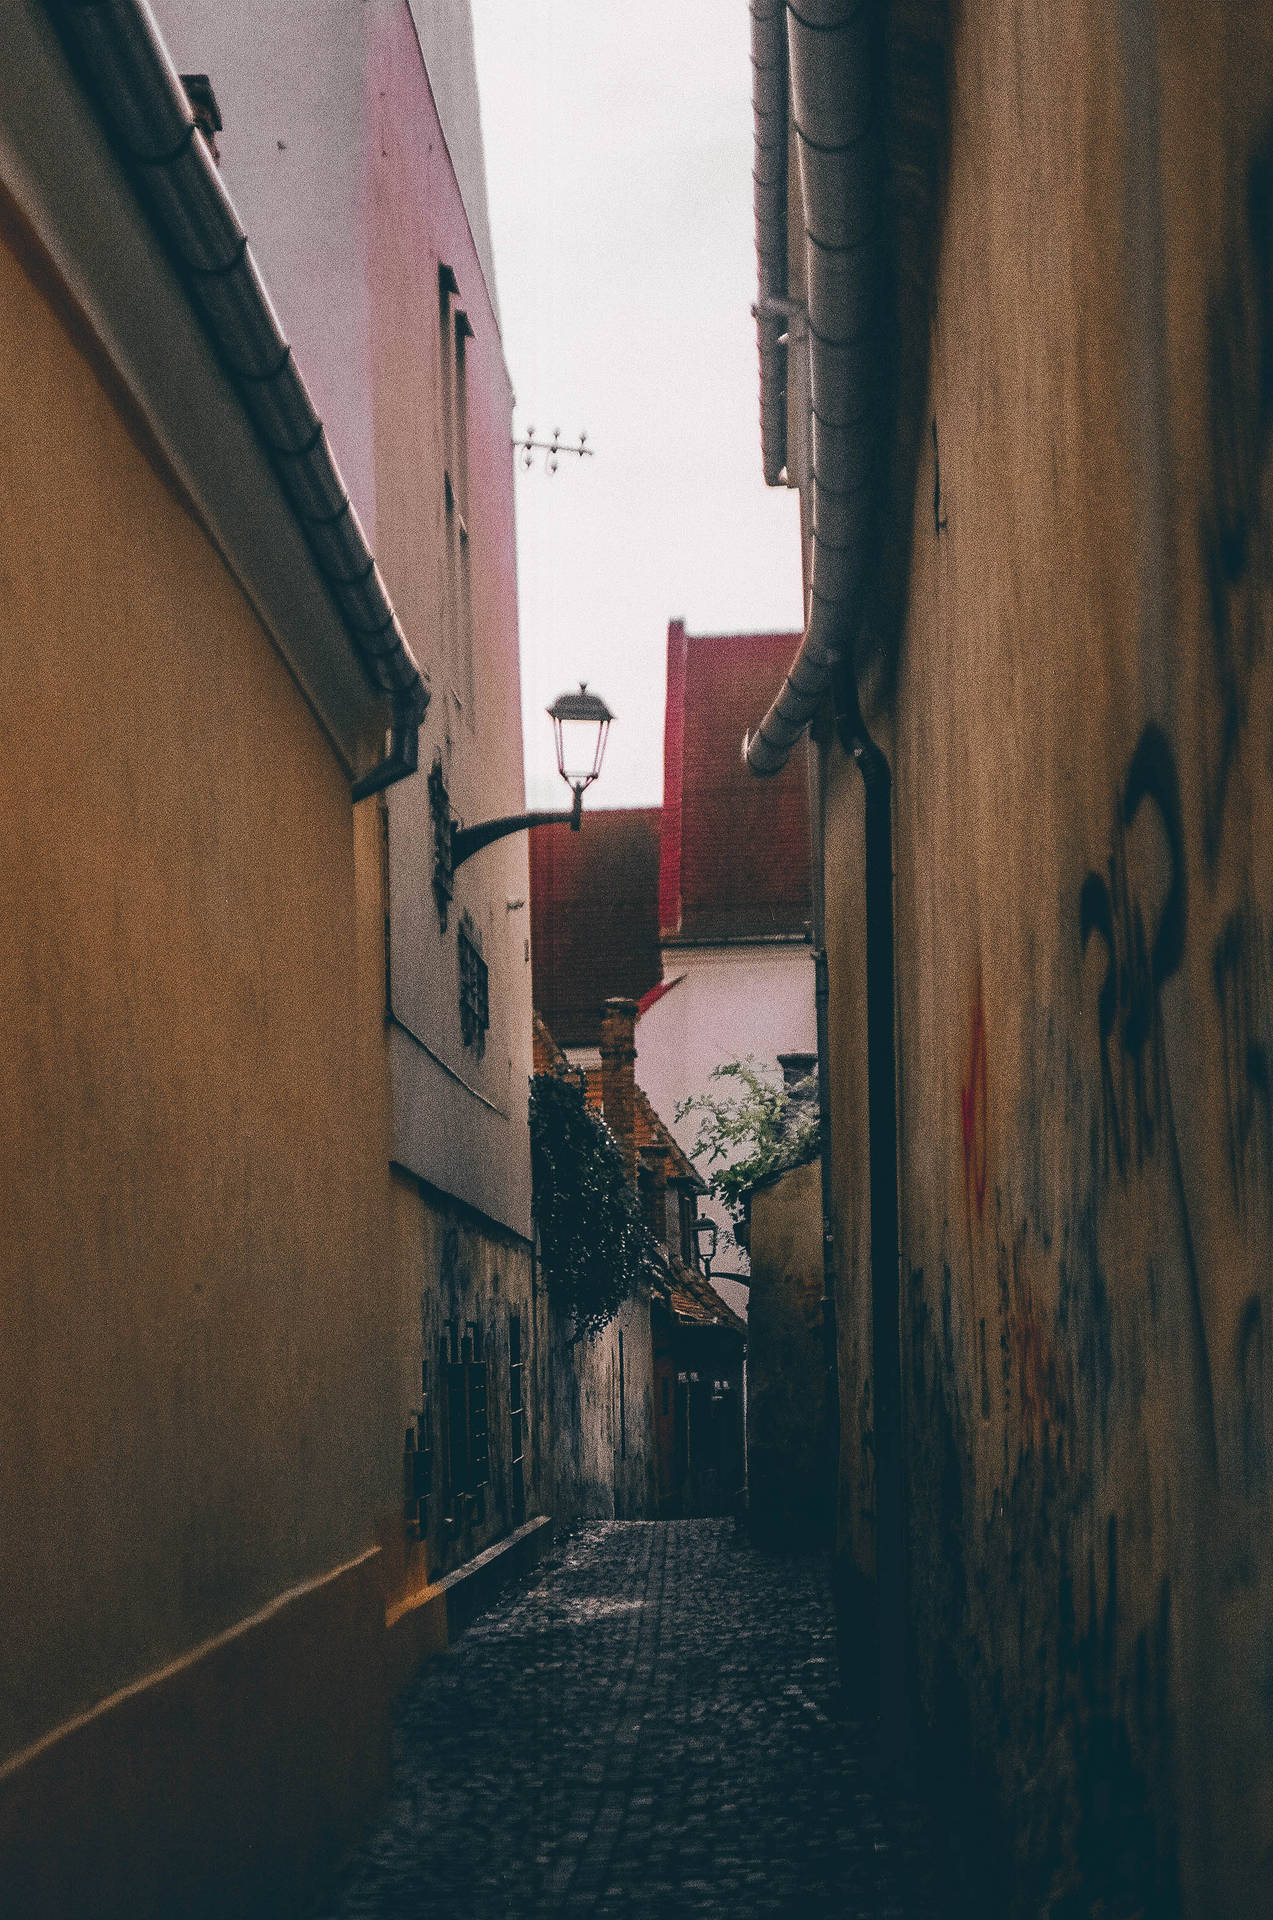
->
[[351, 683, 429, 802]]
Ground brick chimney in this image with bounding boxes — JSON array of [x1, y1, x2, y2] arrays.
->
[[778, 1051, 817, 1090], [638, 1143, 668, 1244], [600, 998, 638, 1179]]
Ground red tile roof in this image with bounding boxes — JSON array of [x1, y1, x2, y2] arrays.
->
[[633, 1086, 702, 1188], [573, 1068, 703, 1190], [665, 1257, 747, 1336], [659, 621, 812, 943], [530, 807, 663, 1048]]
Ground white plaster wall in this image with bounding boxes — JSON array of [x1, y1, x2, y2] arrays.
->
[[151, 0, 377, 533], [151, 0, 499, 524], [151, 0, 530, 1238], [405, 0, 500, 325], [636, 941, 817, 1309]]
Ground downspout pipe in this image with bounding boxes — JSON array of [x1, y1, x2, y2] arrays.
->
[[743, 0, 884, 778], [751, 0, 790, 487], [52, 0, 429, 795], [743, 0, 904, 1755], [806, 734, 840, 1546], [836, 667, 906, 1765]]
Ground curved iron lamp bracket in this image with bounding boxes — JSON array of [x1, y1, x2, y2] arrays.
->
[[451, 785, 584, 871]]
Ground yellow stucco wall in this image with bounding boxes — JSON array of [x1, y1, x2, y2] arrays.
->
[[0, 193, 406, 1761], [824, 1, 1273, 1910], [0, 73, 549, 1903]]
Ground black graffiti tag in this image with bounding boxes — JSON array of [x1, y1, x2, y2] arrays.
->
[[1213, 905, 1273, 1212], [1079, 723, 1216, 1471], [1080, 724, 1186, 1182]]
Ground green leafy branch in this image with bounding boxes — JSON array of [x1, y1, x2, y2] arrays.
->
[[675, 1058, 820, 1232]]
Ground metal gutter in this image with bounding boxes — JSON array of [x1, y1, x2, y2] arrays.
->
[[660, 931, 811, 949], [744, 0, 906, 1747], [52, 0, 429, 797], [743, 0, 885, 777], [751, 0, 790, 486]]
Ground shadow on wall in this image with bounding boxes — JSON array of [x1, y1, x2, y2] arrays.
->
[[746, 1159, 830, 1551]]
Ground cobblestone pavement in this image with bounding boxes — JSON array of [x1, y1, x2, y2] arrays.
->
[[317, 1521, 948, 1919]]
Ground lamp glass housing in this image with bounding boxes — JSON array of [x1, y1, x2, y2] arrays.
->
[[548, 683, 613, 794], [695, 1215, 718, 1270]]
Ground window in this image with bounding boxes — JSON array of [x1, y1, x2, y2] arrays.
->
[[438, 262, 475, 715], [509, 1311, 526, 1526], [679, 1191, 696, 1266], [638, 1160, 661, 1240], [442, 1319, 489, 1532], [458, 914, 489, 1055], [403, 1354, 433, 1541]]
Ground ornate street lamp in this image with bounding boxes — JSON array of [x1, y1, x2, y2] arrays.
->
[[449, 684, 613, 869], [547, 683, 613, 824], [695, 1215, 719, 1280]]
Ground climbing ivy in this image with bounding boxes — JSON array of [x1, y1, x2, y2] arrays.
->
[[529, 1068, 660, 1342], [676, 1058, 820, 1234]]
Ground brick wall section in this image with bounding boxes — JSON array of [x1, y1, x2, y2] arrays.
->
[[599, 998, 639, 1180]]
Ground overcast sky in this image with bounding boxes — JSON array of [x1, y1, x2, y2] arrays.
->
[[470, 1, 803, 809]]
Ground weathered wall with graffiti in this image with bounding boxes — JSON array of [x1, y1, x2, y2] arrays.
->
[[823, 0, 1273, 1910], [547, 1288, 657, 1527]]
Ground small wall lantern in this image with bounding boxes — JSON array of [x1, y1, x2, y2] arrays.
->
[[548, 683, 613, 828], [447, 684, 614, 871], [695, 1215, 718, 1278]]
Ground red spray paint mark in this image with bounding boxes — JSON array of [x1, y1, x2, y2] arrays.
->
[[961, 982, 988, 1221]]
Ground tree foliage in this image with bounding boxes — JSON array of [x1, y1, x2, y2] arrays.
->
[[675, 1058, 820, 1232], [529, 1067, 660, 1342]]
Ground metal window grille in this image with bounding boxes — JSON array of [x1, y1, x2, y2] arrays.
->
[[509, 1311, 526, 1526], [429, 756, 454, 928], [404, 1357, 433, 1542], [442, 1319, 489, 1532], [458, 915, 489, 1055], [469, 1329, 490, 1503], [680, 1193, 695, 1265]]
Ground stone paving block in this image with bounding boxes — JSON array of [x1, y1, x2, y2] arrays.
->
[[316, 1520, 948, 1919]]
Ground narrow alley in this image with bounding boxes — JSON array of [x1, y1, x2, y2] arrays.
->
[[318, 1523, 946, 1919], [9, 0, 1273, 1912]]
